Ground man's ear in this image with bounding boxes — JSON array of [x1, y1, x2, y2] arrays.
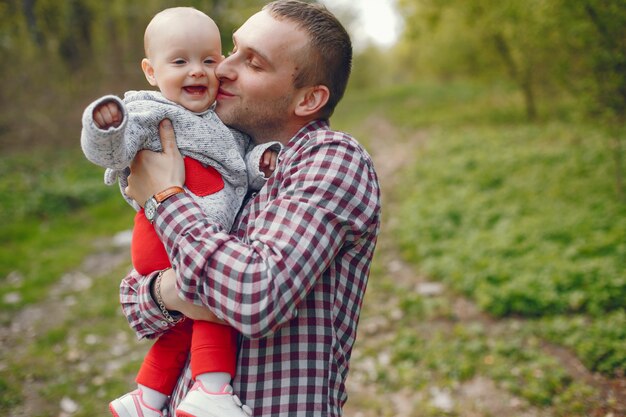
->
[[294, 85, 330, 117], [141, 58, 158, 86]]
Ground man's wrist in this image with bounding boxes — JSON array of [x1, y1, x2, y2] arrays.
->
[[151, 269, 183, 324], [144, 186, 185, 224]]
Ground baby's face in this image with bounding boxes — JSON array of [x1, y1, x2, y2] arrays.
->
[[146, 18, 222, 113]]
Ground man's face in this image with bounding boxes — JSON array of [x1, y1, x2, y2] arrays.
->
[[215, 10, 310, 143]]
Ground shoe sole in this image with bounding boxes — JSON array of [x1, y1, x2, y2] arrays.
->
[[175, 412, 197, 417], [176, 406, 221, 417]]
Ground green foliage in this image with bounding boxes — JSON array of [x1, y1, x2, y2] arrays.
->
[[534, 312, 626, 376], [0, 147, 133, 311], [0, 262, 145, 417], [0, 0, 267, 152], [386, 323, 592, 412], [397, 119, 625, 317], [355, 79, 626, 377], [394, 0, 626, 127], [0, 376, 21, 411]]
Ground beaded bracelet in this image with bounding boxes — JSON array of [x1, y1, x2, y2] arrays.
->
[[154, 269, 182, 324]]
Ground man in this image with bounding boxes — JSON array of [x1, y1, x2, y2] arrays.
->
[[121, 1, 381, 416]]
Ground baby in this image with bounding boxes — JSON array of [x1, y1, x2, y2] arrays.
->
[[81, 7, 277, 417]]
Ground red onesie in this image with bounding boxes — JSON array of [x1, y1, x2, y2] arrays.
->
[[132, 157, 237, 395]]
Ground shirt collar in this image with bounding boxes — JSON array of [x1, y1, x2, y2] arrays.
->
[[286, 119, 329, 148]]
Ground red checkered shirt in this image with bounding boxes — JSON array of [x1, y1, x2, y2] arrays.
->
[[120, 120, 381, 416]]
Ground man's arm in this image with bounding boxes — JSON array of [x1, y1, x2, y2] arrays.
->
[[119, 268, 227, 340], [156, 268, 225, 322], [126, 121, 380, 340]]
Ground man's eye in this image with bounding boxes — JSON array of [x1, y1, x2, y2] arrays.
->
[[247, 60, 261, 70]]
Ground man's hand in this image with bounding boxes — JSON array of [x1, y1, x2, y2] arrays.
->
[[158, 269, 226, 324], [126, 119, 185, 207], [260, 148, 278, 178], [93, 100, 123, 130]]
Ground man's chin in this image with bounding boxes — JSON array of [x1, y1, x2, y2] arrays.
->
[[214, 104, 230, 121]]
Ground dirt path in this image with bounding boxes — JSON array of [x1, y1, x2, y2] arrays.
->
[[1, 234, 133, 417], [343, 116, 626, 417], [343, 117, 549, 416]]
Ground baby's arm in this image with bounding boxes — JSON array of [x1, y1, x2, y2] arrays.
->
[[260, 148, 279, 178], [242, 139, 282, 191], [80, 95, 132, 171]]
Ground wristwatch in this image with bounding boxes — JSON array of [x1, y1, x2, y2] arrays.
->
[[144, 186, 185, 223]]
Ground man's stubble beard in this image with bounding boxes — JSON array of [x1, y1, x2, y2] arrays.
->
[[218, 95, 293, 144]]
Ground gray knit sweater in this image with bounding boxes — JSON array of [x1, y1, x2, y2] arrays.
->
[[81, 90, 279, 231]]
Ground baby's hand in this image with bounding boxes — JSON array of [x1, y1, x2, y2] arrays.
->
[[260, 149, 279, 178], [93, 100, 123, 130]]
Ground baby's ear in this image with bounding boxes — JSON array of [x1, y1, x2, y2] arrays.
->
[[141, 58, 157, 86]]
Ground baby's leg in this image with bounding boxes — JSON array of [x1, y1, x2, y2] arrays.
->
[[175, 322, 251, 416], [136, 319, 194, 408], [190, 320, 238, 391]]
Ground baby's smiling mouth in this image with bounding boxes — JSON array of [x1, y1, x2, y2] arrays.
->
[[183, 86, 207, 95]]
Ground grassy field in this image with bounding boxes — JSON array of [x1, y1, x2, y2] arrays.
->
[[334, 80, 625, 415], [1, 79, 625, 416]]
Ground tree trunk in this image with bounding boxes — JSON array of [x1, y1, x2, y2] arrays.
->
[[22, 0, 43, 46], [493, 33, 537, 121], [521, 68, 538, 121], [611, 134, 625, 202]]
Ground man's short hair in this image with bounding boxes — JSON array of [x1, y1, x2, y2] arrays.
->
[[264, 0, 352, 119]]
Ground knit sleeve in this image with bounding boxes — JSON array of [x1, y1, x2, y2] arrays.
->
[[245, 141, 283, 191], [80, 95, 132, 170]]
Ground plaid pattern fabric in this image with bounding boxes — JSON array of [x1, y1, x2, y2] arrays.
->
[[120, 120, 381, 416]]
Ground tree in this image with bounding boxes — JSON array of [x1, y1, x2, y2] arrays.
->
[[398, 0, 571, 120], [0, 0, 267, 151], [557, 0, 626, 199]]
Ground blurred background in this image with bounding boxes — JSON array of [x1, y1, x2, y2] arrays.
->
[[1, 0, 625, 416]]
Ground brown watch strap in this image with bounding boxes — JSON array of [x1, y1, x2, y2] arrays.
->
[[154, 186, 185, 203]]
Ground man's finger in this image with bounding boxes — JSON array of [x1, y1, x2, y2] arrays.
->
[[159, 119, 177, 154]]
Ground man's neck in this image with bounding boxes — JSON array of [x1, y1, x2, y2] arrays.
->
[[253, 118, 321, 146]]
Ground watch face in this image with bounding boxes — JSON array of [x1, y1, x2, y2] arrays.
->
[[145, 198, 157, 222]]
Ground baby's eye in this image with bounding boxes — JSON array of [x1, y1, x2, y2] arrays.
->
[[173, 59, 186, 65], [204, 58, 216, 65]]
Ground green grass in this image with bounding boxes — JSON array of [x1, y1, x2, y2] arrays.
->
[[398, 122, 625, 317], [340, 80, 626, 377], [0, 261, 146, 417], [0, 148, 133, 312], [335, 81, 626, 382]]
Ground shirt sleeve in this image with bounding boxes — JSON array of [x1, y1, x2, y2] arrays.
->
[[153, 136, 380, 340], [119, 269, 179, 339]]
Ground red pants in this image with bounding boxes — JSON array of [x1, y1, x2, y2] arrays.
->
[[131, 158, 236, 395], [136, 317, 237, 394]]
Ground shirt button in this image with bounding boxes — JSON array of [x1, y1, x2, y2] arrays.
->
[[236, 187, 245, 196], [160, 320, 168, 326], [228, 149, 238, 158]]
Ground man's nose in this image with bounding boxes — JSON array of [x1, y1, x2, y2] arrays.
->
[[216, 55, 236, 80]]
